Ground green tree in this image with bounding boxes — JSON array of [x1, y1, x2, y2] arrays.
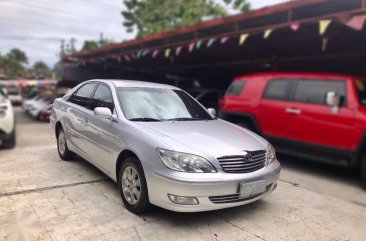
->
[[81, 40, 100, 51], [0, 50, 27, 79], [33, 61, 52, 79], [6, 48, 28, 64], [122, 0, 229, 37], [223, 0, 251, 12]]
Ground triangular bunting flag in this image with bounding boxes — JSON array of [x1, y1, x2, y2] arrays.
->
[[220, 36, 229, 44], [196, 40, 202, 49], [176, 46, 182, 56], [319, 19, 332, 35], [142, 50, 150, 57], [165, 48, 171, 58], [239, 34, 249, 45], [124, 55, 131, 62], [207, 38, 216, 47], [117, 56, 121, 62], [291, 23, 300, 31], [263, 29, 273, 39], [346, 15, 366, 30], [152, 50, 159, 58], [189, 43, 195, 52]]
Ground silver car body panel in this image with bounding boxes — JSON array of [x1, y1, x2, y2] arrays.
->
[[50, 79, 281, 212]]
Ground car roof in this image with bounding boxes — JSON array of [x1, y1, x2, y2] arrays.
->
[[234, 72, 361, 81], [88, 79, 180, 90]]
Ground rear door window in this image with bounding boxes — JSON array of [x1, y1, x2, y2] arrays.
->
[[293, 79, 346, 106], [355, 80, 366, 105], [70, 83, 97, 109], [226, 80, 246, 96], [263, 79, 292, 101]]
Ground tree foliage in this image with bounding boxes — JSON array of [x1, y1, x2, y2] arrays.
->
[[0, 49, 28, 79], [81, 40, 100, 51], [223, 0, 251, 13], [33, 61, 52, 79], [122, 0, 231, 37]]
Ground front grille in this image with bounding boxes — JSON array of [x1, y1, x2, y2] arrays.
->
[[209, 184, 273, 204], [217, 150, 266, 173]]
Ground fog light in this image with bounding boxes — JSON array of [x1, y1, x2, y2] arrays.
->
[[168, 194, 199, 205]]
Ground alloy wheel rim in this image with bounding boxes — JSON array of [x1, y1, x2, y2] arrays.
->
[[122, 166, 141, 205], [58, 131, 66, 155]]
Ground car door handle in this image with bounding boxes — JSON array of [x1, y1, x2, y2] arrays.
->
[[285, 108, 301, 115]]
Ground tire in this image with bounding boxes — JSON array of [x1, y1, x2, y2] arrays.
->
[[361, 155, 366, 188], [3, 128, 16, 149], [118, 157, 150, 214], [57, 127, 75, 161]]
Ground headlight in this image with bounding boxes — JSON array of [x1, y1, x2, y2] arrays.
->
[[157, 149, 217, 173], [266, 143, 276, 165]]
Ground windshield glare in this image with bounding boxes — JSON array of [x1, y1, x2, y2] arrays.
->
[[356, 80, 366, 105], [117, 88, 213, 121]]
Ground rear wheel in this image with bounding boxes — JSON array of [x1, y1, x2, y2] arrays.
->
[[361, 155, 366, 188], [118, 157, 150, 214], [57, 127, 75, 161]]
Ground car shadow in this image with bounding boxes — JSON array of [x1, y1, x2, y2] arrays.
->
[[278, 153, 364, 188]]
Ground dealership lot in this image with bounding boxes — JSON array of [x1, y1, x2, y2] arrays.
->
[[0, 109, 365, 241]]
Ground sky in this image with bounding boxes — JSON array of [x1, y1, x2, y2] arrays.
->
[[0, 0, 287, 67]]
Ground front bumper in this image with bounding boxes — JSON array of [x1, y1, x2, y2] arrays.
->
[[147, 160, 281, 212]]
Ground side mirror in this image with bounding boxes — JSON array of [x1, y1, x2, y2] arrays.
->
[[207, 108, 216, 117], [94, 107, 113, 120], [326, 92, 341, 107], [326, 92, 341, 114]]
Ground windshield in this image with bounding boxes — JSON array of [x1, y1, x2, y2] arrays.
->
[[356, 80, 366, 105], [117, 88, 214, 121]]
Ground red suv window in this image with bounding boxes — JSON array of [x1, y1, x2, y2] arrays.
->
[[226, 80, 246, 96], [293, 79, 346, 106]]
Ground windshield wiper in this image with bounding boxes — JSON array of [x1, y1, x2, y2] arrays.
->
[[129, 118, 161, 122], [166, 117, 207, 121]]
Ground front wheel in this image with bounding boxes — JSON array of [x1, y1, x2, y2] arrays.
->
[[118, 157, 150, 214], [361, 155, 366, 188]]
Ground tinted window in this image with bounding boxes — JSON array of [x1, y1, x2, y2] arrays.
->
[[226, 81, 246, 96], [264, 79, 292, 100], [91, 84, 114, 112], [70, 83, 96, 109], [355, 80, 366, 105], [117, 88, 213, 121], [75, 83, 95, 98], [293, 79, 346, 105]]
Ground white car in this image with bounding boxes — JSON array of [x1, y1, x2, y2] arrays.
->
[[6, 87, 22, 105], [28, 96, 56, 119], [0, 88, 16, 148]]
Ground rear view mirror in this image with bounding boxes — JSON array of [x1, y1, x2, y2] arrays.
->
[[94, 107, 113, 120], [208, 108, 216, 117], [326, 92, 341, 107]]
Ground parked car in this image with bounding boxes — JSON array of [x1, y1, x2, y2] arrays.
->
[[28, 96, 57, 119], [22, 95, 44, 112], [0, 88, 16, 148], [51, 80, 281, 213], [219, 72, 366, 184], [187, 89, 222, 111], [6, 86, 22, 105], [39, 104, 52, 122]]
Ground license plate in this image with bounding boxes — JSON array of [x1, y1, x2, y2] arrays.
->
[[239, 180, 266, 199]]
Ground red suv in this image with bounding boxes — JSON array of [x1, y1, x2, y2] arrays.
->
[[219, 72, 366, 184]]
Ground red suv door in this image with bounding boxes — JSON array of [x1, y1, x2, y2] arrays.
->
[[285, 78, 355, 150], [257, 78, 294, 138]]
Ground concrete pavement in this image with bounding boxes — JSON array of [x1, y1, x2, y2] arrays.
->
[[0, 109, 365, 241]]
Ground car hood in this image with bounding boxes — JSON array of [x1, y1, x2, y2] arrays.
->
[[136, 119, 268, 158]]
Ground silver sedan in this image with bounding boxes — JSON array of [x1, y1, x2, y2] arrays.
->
[[50, 80, 281, 213]]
